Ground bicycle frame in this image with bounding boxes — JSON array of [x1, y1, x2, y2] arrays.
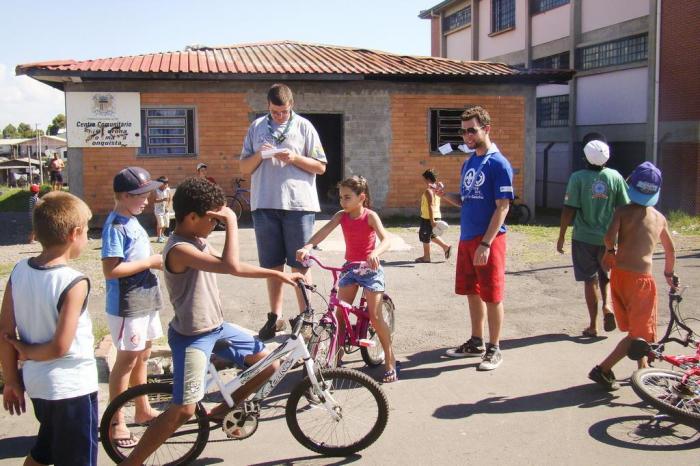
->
[[202, 285, 341, 420]]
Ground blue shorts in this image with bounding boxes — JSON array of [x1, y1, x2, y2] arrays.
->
[[30, 391, 98, 466], [252, 209, 314, 269], [169, 323, 265, 405], [338, 264, 385, 292]]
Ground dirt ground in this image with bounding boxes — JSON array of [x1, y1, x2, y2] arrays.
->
[[1, 213, 699, 464]]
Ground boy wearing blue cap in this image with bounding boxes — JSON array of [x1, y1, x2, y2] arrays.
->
[[588, 162, 676, 390]]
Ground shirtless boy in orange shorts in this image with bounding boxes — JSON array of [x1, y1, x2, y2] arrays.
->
[[588, 162, 676, 390]]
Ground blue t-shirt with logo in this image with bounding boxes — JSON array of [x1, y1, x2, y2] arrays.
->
[[459, 144, 514, 240], [102, 211, 163, 317]]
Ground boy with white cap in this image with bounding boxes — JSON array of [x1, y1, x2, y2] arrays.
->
[[589, 161, 675, 390], [557, 140, 629, 337]]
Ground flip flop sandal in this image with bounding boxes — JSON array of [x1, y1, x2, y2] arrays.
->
[[445, 246, 452, 259], [414, 257, 430, 263], [603, 313, 617, 332], [382, 369, 398, 383], [113, 432, 139, 449], [581, 328, 598, 338]]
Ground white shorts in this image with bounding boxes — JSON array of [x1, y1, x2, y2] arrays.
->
[[155, 213, 168, 229], [107, 311, 163, 351]]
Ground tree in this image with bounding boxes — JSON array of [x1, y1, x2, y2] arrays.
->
[[17, 123, 34, 138], [2, 124, 18, 139], [46, 113, 66, 136]]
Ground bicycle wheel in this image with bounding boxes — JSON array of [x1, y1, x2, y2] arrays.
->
[[228, 197, 244, 220], [100, 383, 210, 466], [631, 368, 700, 427], [286, 368, 389, 456], [361, 296, 396, 367], [515, 204, 531, 224], [307, 322, 337, 370]]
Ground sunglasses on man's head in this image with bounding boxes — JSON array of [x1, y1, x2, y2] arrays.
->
[[458, 126, 484, 136]]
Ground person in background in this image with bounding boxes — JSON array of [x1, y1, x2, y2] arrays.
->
[[196, 163, 217, 184], [415, 169, 451, 263], [48, 154, 65, 191], [27, 183, 40, 244], [154, 176, 171, 243]]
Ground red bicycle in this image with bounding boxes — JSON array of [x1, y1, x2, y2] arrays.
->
[[628, 278, 700, 427], [302, 255, 396, 370]]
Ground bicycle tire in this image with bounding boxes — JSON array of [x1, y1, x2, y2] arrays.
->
[[100, 382, 210, 465], [515, 204, 531, 224], [361, 296, 396, 367], [286, 368, 389, 456], [307, 322, 337, 370], [228, 197, 244, 220], [631, 368, 700, 427]]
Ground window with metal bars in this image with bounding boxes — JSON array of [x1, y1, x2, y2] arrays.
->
[[532, 51, 570, 69], [443, 6, 472, 33], [491, 0, 515, 33], [531, 0, 569, 14], [536, 95, 569, 128], [577, 34, 648, 71], [430, 109, 465, 153], [139, 108, 196, 156]]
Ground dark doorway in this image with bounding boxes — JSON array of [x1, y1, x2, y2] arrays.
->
[[300, 113, 343, 212]]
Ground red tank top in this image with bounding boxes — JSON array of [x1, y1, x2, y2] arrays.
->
[[340, 209, 376, 262]]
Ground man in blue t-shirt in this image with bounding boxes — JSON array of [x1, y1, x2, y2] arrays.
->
[[437, 105, 514, 371]]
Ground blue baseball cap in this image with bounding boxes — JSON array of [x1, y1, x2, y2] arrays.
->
[[627, 161, 662, 206], [113, 167, 162, 194]]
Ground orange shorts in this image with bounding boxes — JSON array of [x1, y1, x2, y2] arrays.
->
[[610, 268, 657, 342]]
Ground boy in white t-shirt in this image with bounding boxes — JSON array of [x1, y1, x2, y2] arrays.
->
[[0, 191, 97, 465], [154, 176, 172, 243]]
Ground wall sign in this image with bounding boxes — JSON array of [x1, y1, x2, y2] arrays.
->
[[66, 92, 141, 147]]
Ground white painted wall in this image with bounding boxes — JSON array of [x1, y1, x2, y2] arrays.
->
[[576, 67, 648, 125], [532, 2, 570, 46], [582, 0, 649, 33], [478, 0, 527, 59], [445, 28, 472, 60], [536, 83, 570, 98]]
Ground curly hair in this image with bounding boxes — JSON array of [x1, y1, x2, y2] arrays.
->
[[461, 105, 492, 126], [172, 177, 225, 222], [339, 175, 371, 208]]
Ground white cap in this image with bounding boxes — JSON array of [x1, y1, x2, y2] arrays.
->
[[196, 162, 207, 170], [583, 140, 610, 166]]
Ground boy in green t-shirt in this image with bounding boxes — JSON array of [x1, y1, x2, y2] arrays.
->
[[557, 140, 629, 337]]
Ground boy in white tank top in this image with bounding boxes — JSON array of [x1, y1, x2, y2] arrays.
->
[[0, 192, 97, 466]]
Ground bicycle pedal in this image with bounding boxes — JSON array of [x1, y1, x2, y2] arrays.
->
[[358, 339, 376, 348]]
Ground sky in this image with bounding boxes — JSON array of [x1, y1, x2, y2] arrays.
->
[[0, 0, 434, 132]]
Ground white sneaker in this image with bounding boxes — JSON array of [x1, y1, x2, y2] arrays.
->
[[477, 345, 502, 371]]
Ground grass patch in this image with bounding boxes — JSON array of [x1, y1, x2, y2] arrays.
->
[[0, 185, 52, 212], [668, 210, 700, 235]]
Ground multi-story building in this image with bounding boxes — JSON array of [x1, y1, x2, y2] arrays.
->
[[420, 0, 699, 213]]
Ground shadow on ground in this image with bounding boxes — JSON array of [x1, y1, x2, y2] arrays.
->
[[588, 414, 700, 451]]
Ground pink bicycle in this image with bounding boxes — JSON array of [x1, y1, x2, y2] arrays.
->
[[302, 255, 396, 370]]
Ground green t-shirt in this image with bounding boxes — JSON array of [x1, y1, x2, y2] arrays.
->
[[564, 168, 629, 245]]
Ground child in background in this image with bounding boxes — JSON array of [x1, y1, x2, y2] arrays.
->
[[154, 176, 171, 243], [121, 177, 302, 465], [102, 167, 164, 447], [415, 169, 451, 263], [27, 184, 40, 244], [1, 192, 98, 466], [589, 162, 675, 390], [297, 175, 398, 383]]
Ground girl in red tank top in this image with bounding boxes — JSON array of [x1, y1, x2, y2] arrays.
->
[[296, 176, 398, 382]]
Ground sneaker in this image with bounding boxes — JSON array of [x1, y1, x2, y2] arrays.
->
[[478, 345, 502, 371], [588, 365, 620, 391], [258, 313, 285, 341], [156, 236, 165, 243], [445, 338, 485, 358]]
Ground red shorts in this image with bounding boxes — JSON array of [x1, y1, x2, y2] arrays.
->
[[455, 233, 506, 303], [610, 268, 657, 342]]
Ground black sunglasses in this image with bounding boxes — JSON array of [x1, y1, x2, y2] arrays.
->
[[458, 126, 484, 136]]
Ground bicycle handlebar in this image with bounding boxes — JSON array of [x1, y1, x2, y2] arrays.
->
[[302, 255, 367, 273]]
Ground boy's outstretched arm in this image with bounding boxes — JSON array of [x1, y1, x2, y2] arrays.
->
[[296, 211, 343, 262], [659, 217, 676, 287], [4, 279, 88, 362], [0, 283, 25, 416], [602, 209, 621, 271], [366, 211, 393, 270]]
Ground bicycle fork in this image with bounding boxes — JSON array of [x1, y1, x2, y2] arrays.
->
[[303, 358, 342, 422]]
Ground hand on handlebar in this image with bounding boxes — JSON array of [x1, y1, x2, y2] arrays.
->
[[279, 272, 306, 286], [296, 247, 312, 264]]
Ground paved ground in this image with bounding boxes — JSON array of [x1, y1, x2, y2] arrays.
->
[[1, 217, 699, 465]]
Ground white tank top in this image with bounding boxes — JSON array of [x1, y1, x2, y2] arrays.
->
[[11, 259, 98, 400]]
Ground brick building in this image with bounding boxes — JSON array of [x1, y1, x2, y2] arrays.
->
[[17, 41, 570, 221], [420, 0, 700, 213]]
